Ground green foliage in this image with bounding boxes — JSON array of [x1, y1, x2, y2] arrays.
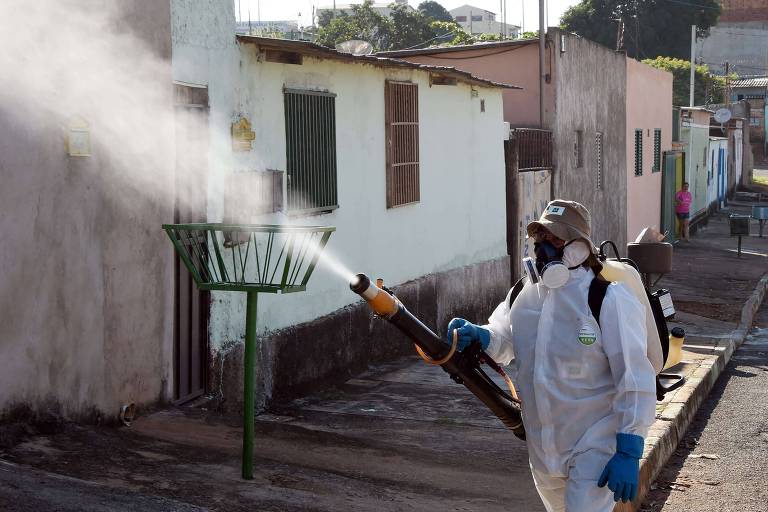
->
[[390, 3, 438, 50], [642, 56, 730, 106], [418, 0, 453, 23], [315, 1, 392, 50], [315, 0, 512, 51], [520, 31, 539, 39], [561, 0, 721, 60]]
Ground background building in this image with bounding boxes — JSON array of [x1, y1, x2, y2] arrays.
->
[[696, 0, 768, 77], [449, 4, 520, 39]]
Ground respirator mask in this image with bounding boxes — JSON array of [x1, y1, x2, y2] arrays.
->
[[522, 239, 591, 289]]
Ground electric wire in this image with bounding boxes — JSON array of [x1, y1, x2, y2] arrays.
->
[[658, 0, 721, 11]]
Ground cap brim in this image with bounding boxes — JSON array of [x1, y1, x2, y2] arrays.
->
[[527, 220, 597, 254]]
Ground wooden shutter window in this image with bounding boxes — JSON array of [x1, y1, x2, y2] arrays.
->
[[385, 81, 419, 208]]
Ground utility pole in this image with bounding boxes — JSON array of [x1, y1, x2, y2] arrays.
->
[[500, 0, 504, 38], [504, 0, 508, 39], [539, 0, 545, 127], [690, 24, 696, 107], [725, 61, 731, 105], [522, 0, 525, 35]]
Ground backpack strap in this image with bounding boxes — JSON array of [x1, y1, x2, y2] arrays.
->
[[507, 277, 526, 308], [588, 277, 611, 326]]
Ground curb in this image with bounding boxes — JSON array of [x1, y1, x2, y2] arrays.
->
[[618, 272, 768, 512]]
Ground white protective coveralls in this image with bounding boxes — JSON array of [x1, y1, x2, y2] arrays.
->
[[485, 266, 656, 512]]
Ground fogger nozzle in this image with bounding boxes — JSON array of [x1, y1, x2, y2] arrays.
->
[[349, 273, 398, 318]]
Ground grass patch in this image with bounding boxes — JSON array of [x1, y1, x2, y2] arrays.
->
[[434, 417, 458, 425], [754, 174, 768, 186]]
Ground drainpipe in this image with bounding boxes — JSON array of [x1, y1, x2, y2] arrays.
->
[[539, 0, 545, 128]]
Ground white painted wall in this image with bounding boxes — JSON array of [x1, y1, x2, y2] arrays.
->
[[171, 0, 240, 224], [517, 170, 552, 264], [707, 138, 728, 207], [208, 47, 508, 348]]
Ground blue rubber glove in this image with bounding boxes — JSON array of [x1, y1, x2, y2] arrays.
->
[[597, 433, 644, 503], [446, 318, 491, 352]]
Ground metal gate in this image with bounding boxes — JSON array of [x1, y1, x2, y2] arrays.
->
[[173, 83, 210, 403], [661, 152, 683, 240]]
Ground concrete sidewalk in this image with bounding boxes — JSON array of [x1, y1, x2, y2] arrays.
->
[[1, 206, 767, 512]]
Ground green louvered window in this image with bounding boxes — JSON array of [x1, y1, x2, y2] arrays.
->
[[634, 129, 643, 176], [284, 89, 338, 213], [652, 129, 662, 173]]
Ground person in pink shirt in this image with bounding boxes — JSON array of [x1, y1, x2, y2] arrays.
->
[[675, 182, 692, 242]]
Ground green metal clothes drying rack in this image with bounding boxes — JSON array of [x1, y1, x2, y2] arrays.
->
[[162, 223, 335, 479]]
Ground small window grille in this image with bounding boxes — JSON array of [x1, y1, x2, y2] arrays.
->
[[575, 130, 584, 169], [595, 132, 603, 189], [634, 129, 643, 176], [284, 89, 338, 213], [385, 81, 420, 208], [652, 129, 662, 173]]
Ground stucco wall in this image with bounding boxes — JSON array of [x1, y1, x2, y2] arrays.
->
[[209, 45, 508, 349], [697, 21, 768, 76], [680, 109, 712, 217], [552, 29, 628, 249], [626, 58, 673, 242], [389, 42, 555, 128], [171, 0, 239, 220], [0, 0, 174, 420]]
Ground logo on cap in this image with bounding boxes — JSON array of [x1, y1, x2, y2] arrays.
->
[[546, 205, 565, 216]]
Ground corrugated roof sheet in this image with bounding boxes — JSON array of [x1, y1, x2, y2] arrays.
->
[[732, 76, 768, 89], [377, 39, 536, 58], [237, 36, 522, 90]]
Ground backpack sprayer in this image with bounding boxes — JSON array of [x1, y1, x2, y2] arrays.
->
[[349, 273, 526, 440]]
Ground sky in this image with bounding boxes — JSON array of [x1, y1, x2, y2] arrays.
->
[[234, 0, 581, 32]]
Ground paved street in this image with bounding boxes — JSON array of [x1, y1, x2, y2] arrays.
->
[[641, 303, 768, 511], [0, 205, 764, 511]]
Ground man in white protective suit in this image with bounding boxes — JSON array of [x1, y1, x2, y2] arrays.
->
[[445, 200, 657, 512]]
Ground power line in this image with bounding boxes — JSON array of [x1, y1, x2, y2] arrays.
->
[[659, 0, 721, 11]]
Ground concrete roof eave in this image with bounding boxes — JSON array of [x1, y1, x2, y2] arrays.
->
[[237, 35, 522, 90]]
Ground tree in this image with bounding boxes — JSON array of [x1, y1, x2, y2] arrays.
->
[[561, 0, 721, 60], [390, 3, 438, 50], [643, 56, 730, 106], [418, 1, 453, 23], [429, 21, 474, 46], [315, 1, 393, 50]]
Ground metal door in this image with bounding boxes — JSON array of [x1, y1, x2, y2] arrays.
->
[[661, 152, 678, 240], [173, 84, 210, 403]]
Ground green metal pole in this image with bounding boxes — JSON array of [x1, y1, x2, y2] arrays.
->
[[242, 291, 258, 479]]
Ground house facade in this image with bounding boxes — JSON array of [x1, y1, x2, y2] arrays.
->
[[0, 1, 176, 420], [626, 58, 673, 242], [382, 29, 674, 255], [696, 0, 768, 77], [1, 0, 518, 420], [677, 107, 713, 220], [214, 37, 515, 409], [449, 4, 520, 39]]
